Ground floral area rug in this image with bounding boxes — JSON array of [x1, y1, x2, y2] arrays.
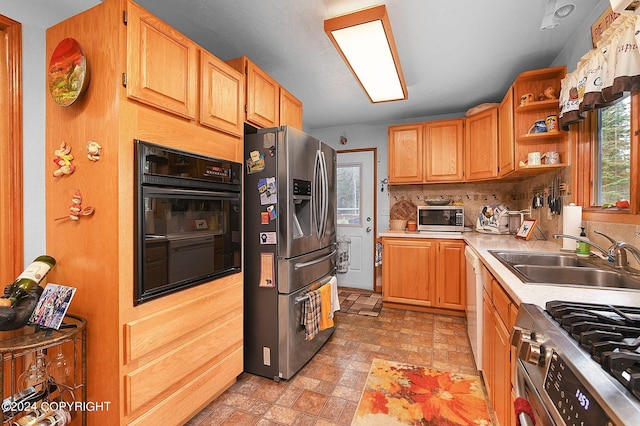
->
[[352, 359, 492, 425]]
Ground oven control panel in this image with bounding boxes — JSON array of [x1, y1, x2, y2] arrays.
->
[[544, 350, 614, 426]]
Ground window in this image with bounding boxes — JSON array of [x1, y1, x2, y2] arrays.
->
[[337, 163, 361, 225], [574, 91, 638, 221], [595, 93, 630, 205]]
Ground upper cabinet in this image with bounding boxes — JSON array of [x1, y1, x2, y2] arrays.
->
[[498, 87, 515, 177], [126, 1, 244, 138], [388, 119, 464, 184], [200, 50, 244, 136], [280, 87, 303, 130], [227, 56, 304, 130], [465, 106, 498, 181], [424, 119, 464, 182], [126, 1, 198, 119], [511, 66, 568, 176], [388, 124, 423, 184]]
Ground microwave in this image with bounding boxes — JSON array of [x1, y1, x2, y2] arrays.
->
[[417, 205, 464, 232]]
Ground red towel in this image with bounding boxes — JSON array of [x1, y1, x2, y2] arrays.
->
[[514, 397, 536, 426]]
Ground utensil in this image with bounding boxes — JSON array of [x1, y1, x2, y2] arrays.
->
[[55, 206, 95, 220]]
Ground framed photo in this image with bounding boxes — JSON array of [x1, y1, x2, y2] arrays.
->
[[516, 219, 538, 241]]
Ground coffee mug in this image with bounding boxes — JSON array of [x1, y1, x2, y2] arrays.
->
[[544, 151, 560, 164], [528, 152, 541, 165], [528, 120, 547, 134], [520, 93, 534, 106], [546, 114, 558, 131]]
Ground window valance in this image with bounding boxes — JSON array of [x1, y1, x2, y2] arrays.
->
[[559, 13, 640, 130]]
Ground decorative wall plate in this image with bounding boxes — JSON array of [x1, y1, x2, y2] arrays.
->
[[48, 38, 90, 107]]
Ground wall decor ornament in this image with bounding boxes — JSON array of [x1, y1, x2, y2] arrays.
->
[[48, 38, 90, 107], [52, 142, 76, 177], [86, 140, 102, 161]]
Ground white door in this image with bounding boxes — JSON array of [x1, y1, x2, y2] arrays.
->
[[336, 150, 375, 290]]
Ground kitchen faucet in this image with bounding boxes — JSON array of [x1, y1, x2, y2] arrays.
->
[[553, 231, 640, 272], [552, 233, 610, 256]]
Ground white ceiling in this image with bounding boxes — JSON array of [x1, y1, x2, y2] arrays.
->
[[58, 1, 609, 129]]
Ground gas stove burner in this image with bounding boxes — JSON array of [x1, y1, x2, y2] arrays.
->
[[545, 300, 640, 401]]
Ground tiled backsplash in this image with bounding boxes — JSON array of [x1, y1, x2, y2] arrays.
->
[[387, 166, 640, 266]]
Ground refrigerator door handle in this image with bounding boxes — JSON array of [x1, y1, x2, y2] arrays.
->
[[313, 149, 322, 237], [319, 150, 328, 239], [294, 249, 337, 269]]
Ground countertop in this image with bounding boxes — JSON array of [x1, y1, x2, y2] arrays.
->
[[379, 230, 640, 309]]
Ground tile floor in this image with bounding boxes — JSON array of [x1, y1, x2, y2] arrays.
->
[[186, 293, 487, 426]]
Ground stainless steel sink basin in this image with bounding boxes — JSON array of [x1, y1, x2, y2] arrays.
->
[[490, 251, 598, 268], [489, 250, 640, 291], [514, 265, 640, 290]]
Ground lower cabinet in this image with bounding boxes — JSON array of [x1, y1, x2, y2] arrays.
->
[[382, 238, 465, 311], [482, 272, 518, 426]]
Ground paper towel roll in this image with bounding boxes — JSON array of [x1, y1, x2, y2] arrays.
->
[[562, 204, 582, 251]]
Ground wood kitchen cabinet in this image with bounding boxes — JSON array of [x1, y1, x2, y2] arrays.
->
[[435, 240, 466, 310], [498, 87, 515, 177], [511, 66, 568, 176], [46, 1, 243, 424], [280, 86, 303, 130], [382, 238, 435, 306], [227, 56, 304, 130], [200, 50, 245, 136], [424, 119, 464, 182], [465, 106, 498, 181], [388, 119, 464, 184], [126, 1, 198, 119], [388, 124, 423, 184], [382, 238, 465, 312], [482, 275, 517, 426]]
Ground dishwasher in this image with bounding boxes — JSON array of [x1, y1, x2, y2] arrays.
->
[[464, 246, 484, 371]]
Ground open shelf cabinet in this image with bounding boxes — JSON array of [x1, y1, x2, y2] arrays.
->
[[511, 66, 568, 176]]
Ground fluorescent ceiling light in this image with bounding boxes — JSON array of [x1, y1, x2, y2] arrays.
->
[[324, 5, 407, 103]]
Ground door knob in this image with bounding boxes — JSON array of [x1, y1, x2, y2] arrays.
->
[[366, 227, 372, 233], [366, 217, 371, 222]]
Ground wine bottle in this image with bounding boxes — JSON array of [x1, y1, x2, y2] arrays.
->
[[14, 407, 71, 426], [0, 256, 56, 307]]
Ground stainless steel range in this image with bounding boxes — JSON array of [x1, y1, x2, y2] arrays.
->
[[512, 301, 640, 426]]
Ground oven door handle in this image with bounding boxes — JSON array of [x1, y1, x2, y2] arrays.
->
[[143, 186, 239, 199], [513, 361, 538, 426], [294, 250, 336, 269]]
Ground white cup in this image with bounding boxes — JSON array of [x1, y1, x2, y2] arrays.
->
[[528, 152, 541, 166]]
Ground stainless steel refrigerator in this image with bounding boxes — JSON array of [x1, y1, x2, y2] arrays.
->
[[243, 126, 337, 381]]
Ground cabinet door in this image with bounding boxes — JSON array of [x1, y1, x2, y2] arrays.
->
[[200, 50, 244, 136], [388, 124, 423, 184], [481, 289, 494, 396], [382, 238, 435, 306], [127, 1, 198, 119], [498, 87, 515, 177], [493, 310, 512, 426], [465, 107, 498, 181], [246, 60, 280, 128], [435, 240, 465, 310], [424, 119, 464, 182], [280, 87, 303, 130]]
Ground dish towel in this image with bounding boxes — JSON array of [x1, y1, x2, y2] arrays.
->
[[318, 283, 334, 330], [329, 275, 340, 317], [302, 289, 321, 340]]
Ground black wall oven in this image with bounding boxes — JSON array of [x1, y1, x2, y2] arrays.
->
[[134, 140, 242, 305]]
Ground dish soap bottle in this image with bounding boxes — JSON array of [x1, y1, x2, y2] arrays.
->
[[576, 227, 590, 257]]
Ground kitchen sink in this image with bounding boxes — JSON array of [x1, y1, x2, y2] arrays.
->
[[490, 251, 598, 268], [489, 250, 640, 291], [513, 265, 640, 290]]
